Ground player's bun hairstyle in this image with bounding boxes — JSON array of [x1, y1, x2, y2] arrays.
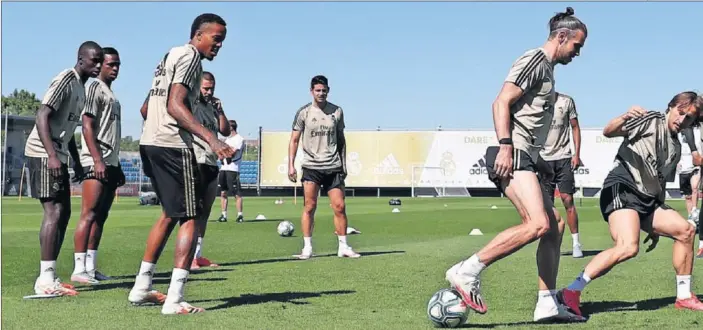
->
[[102, 47, 119, 56], [310, 75, 329, 89], [191, 13, 227, 39], [549, 7, 587, 37]]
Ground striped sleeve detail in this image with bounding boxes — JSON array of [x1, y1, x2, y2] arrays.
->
[[43, 71, 76, 110], [623, 111, 663, 131], [172, 47, 201, 90], [508, 51, 547, 90], [82, 81, 102, 117], [292, 103, 310, 131]]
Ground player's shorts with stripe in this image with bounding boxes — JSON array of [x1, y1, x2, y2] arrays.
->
[[301, 167, 345, 194], [484, 146, 553, 193], [599, 182, 672, 223], [218, 170, 241, 196], [140, 145, 203, 218], [679, 168, 700, 196], [81, 165, 125, 189], [541, 158, 576, 202], [27, 157, 70, 200]]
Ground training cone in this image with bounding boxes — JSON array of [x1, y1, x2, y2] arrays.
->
[[256, 214, 266, 220], [469, 229, 483, 236], [490, 205, 498, 210], [392, 208, 400, 213]]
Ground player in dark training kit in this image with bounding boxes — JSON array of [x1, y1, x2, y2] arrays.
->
[[23, 41, 103, 297], [191, 71, 231, 270], [288, 75, 360, 260], [559, 93, 703, 315], [71, 47, 125, 284], [445, 8, 587, 322], [128, 13, 233, 315]]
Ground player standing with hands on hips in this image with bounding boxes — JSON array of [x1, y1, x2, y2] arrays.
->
[[288, 75, 360, 260]]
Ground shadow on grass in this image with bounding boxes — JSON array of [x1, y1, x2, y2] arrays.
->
[[110, 267, 233, 280], [191, 290, 356, 311], [461, 294, 703, 328], [217, 250, 405, 267], [560, 250, 603, 257], [77, 277, 228, 292]]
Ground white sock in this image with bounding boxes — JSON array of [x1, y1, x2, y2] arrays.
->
[[39, 260, 57, 283], [338, 235, 348, 249], [86, 249, 97, 272], [303, 237, 312, 250], [237, 212, 243, 217], [567, 271, 591, 292], [134, 261, 156, 291], [165, 268, 189, 304], [699, 241, 703, 249], [458, 254, 486, 278], [222, 211, 227, 218], [73, 253, 86, 274], [676, 275, 692, 300], [536, 290, 558, 309], [572, 233, 581, 246], [194, 237, 203, 259]]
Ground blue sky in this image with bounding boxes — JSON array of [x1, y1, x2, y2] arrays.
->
[[2, 2, 702, 140]]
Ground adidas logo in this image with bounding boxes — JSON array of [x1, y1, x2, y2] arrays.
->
[[469, 157, 489, 175], [177, 277, 188, 283], [44, 267, 55, 272], [141, 271, 154, 276], [373, 153, 404, 175]]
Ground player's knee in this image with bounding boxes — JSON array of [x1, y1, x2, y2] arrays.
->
[[81, 210, 98, 223], [303, 200, 317, 213], [616, 242, 639, 260], [678, 223, 696, 243], [561, 194, 575, 209], [527, 215, 551, 239], [331, 200, 345, 214]]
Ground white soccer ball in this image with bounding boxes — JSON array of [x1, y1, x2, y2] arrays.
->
[[427, 288, 469, 328], [277, 221, 295, 237]]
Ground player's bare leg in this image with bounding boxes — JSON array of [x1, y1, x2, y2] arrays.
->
[[295, 182, 319, 259], [447, 171, 581, 321], [560, 192, 582, 258], [72, 179, 106, 284], [192, 178, 219, 269], [128, 211, 174, 306], [328, 188, 360, 258], [217, 191, 228, 222], [35, 194, 78, 296], [235, 194, 243, 222], [85, 189, 116, 280]]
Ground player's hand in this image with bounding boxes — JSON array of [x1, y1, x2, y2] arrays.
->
[[47, 155, 62, 178], [93, 160, 106, 180], [72, 164, 84, 183], [693, 153, 703, 166], [571, 155, 582, 170], [644, 232, 659, 252], [623, 105, 648, 121], [494, 145, 514, 179], [288, 165, 297, 183], [209, 139, 234, 160]]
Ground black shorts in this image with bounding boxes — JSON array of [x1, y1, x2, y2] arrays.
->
[[542, 158, 576, 200], [485, 146, 553, 194], [679, 169, 700, 196], [301, 167, 345, 193], [81, 165, 125, 189], [599, 182, 672, 223], [218, 170, 241, 196], [27, 157, 70, 200], [140, 145, 203, 218]]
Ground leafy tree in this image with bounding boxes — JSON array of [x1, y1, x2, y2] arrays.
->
[[1, 89, 42, 116]]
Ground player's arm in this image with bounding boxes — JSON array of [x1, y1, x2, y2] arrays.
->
[[82, 82, 106, 178], [569, 97, 582, 168], [337, 110, 347, 176], [603, 106, 649, 138], [215, 99, 231, 136], [682, 127, 702, 166], [140, 94, 149, 120], [36, 73, 71, 176], [288, 109, 305, 182], [168, 51, 231, 159]]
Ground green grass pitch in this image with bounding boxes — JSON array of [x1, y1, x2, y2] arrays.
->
[[1, 196, 702, 329]]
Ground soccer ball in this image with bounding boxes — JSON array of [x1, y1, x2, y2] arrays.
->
[[277, 221, 295, 237], [427, 288, 469, 328]]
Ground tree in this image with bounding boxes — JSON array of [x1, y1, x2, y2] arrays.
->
[[1, 89, 42, 116]]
